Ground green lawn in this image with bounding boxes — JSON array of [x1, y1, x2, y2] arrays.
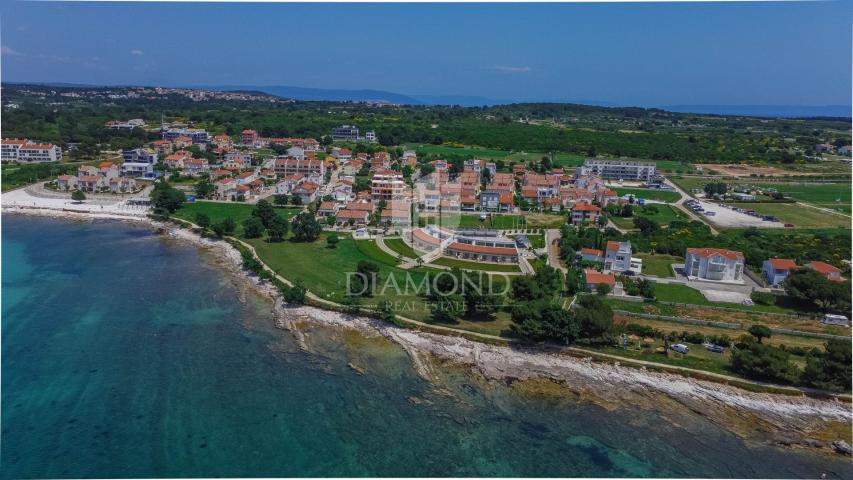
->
[[754, 182, 851, 205], [174, 201, 300, 235], [430, 257, 521, 272], [248, 234, 434, 321], [609, 204, 688, 229], [421, 213, 563, 229], [613, 187, 681, 203], [635, 253, 679, 277], [642, 283, 819, 315], [384, 238, 419, 259], [527, 234, 545, 249], [354, 239, 401, 266], [727, 202, 851, 228]]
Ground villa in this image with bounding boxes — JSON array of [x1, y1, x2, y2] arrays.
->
[[684, 248, 745, 282], [604, 241, 632, 273]]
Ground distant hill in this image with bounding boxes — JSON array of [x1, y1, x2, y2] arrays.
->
[[662, 104, 852, 118], [217, 85, 424, 105]]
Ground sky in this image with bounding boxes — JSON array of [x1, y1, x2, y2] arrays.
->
[[1, 2, 851, 107]]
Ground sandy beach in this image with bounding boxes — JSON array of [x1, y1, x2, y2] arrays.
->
[[3, 200, 851, 456]]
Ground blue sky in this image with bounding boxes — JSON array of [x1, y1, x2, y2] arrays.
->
[[1, 2, 851, 106]]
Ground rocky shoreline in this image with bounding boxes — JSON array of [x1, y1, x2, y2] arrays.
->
[[4, 205, 852, 457]]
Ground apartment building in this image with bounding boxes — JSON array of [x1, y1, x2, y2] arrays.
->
[[273, 157, 326, 182], [578, 159, 657, 182], [161, 127, 209, 144], [121, 148, 158, 177], [371, 171, 406, 201], [19, 143, 63, 163], [241, 129, 258, 146], [331, 125, 360, 141]]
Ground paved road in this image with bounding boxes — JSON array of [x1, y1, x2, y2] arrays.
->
[[664, 179, 720, 235], [545, 228, 567, 273]]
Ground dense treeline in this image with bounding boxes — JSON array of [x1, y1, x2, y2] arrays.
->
[[4, 84, 849, 165]]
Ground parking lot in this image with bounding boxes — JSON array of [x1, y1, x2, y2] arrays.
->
[[683, 197, 785, 229]]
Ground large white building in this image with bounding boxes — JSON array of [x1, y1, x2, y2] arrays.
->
[[121, 148, 158, 177], [2, 139, 62, 162], [578, 159, 657, 182], [684, 248, 745, 282]]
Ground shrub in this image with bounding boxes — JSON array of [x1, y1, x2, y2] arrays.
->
[[750, 291, 776, 305]]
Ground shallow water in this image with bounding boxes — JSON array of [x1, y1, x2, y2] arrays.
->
[[2, 215, 849, 478]]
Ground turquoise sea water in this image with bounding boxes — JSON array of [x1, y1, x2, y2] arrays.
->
[[2, 215, 850, 478]]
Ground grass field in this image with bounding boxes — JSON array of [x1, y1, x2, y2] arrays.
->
[[383, 238, 418, 259], [754, 182, 851, 205], [613, 187, 681, 203], [248, 234, 435, 321], [430, 257, 521, 272], [634, 253, 679, 277], [527, 234, 545, 249], [421, 213, 563, 229], [354, 239, 401, 266], [727, 202, 851, 228], [174, 201, 300, 235], [630, 283, 820, 316], [609, 204, 687, 229]]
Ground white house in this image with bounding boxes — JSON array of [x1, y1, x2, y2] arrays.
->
[[604, 241, 632, 273], [684, 248, 744, 283], [762, 258, 797, 286]]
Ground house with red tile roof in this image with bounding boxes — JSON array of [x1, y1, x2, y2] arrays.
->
[[807, 261, 845, 282], [580, 248, 604, 263], [570, 201, 601, 225], [584, 269, 616, 290], [762, 258, 798, 286], [684, 248, 744, 283]]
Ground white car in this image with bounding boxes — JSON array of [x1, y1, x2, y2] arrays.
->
[[670, 343, 690, 354]]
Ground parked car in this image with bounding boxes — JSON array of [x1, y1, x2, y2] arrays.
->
[[703, 343, 725, 353], [670, 344, 690, 354], [784, 223, 795, 228]]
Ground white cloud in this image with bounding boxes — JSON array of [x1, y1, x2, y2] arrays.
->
[[489, 65, 531, 73], [1, 45, 24, 57], [130, 49, 144, 56]]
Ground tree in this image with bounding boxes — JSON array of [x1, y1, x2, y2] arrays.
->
[[356, 260, 380, 296], [194, 178, 214, 199], [150, 180, 185, 214], [633, 216, 660, 235], [211, 221, 226, 238], [783, 268, 848, 310], [281, 282, 307, 304], [291, 212, 321, 242], [704, 182, 728, 197], [575, 295, 613, 339], [71, 190, 86, 203], [326, 233, 339, 248], [221, 217, 237, 235], [242, 216, 265, 239], [153, 182, 185, 212], [267, 216, 289, 242], [291, 195, 303, 206], [510, 275, 542, 301], [801, 340, 852, 392], [195, 212, 211, 230], [252, 200, 277, 228], [730, 343, 798, 384], [747, 324, 772, 343], [596, 283, 612, 296], [273, 194, 289, 207], [431, 294, 465, 323]]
